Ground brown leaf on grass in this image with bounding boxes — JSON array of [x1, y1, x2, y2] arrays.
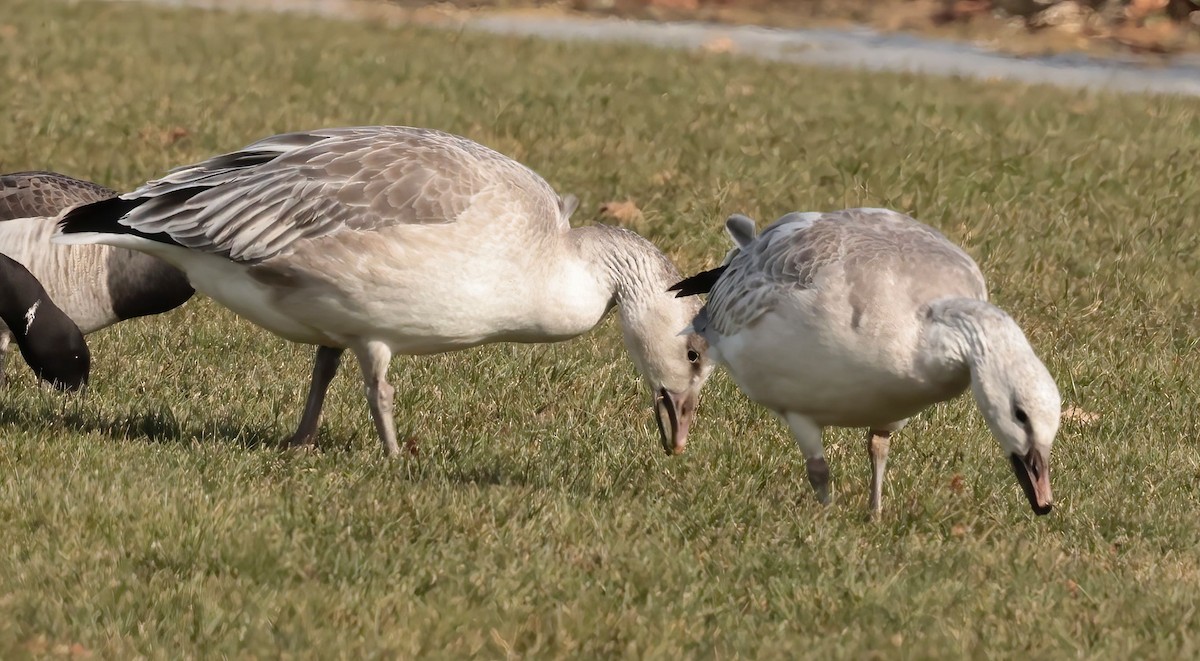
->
[[0, 24, 18, 39], [403, 435, 420, 457], [1064, 578, 1080, 597], [702, 36, 736, 54], [950, 524, 968, 538], [140, 125, 190, 147], [948, 473, 966, 494], [1062, 405, 1101, 425], [599, 199, 643, 225]]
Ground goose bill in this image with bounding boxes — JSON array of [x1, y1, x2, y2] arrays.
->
[[655, 388, 694, 455], [1010, 449, 1053, 515]]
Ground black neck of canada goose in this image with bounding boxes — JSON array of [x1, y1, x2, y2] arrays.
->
[[0, 254, 90, 390]]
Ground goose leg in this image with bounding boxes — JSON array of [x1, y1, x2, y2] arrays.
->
[[352, 341, 400, 457], [285, 346, 345, 448], [867, 429, 892, 518], [0, 331, 9, 389], [785, 412, 831, 505]]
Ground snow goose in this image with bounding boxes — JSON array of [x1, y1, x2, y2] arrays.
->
[[0, 253, 89, 390], [0, 171, 194, 382], [671, 209, 1060, 516], [54, 126, 713, 456]]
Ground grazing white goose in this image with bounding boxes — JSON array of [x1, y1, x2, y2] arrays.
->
[[671, 209, 1060, 516], [54, 126, 713, 456], [0, 171, 194, 383], [0, 253, 89, 390]]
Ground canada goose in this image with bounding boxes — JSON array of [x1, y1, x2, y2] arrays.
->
[[0, 253, 89, 390], [0, 171, 194, 383], [672, 209, 1060, 516], [55, 126, 713, 455]]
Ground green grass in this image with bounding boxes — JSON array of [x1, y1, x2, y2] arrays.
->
[[2, 0, 1200, 657]]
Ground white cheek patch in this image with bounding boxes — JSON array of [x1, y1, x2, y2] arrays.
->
[[24, 299, 40, 335]]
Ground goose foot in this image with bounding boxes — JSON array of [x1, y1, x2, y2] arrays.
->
[[806, 457, 832, 505], [282, 346, 344, 450]]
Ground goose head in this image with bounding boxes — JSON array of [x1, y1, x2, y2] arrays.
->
[[618, 289, 714, 455], [968, 319, 1061, 516], [16, 323, 90, 391]]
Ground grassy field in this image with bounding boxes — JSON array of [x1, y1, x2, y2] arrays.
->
[[2, 0, 1200, 657]]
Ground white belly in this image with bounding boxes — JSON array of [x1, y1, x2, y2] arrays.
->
[[142, 227, 611, 354], [712, 308, 968, 428]]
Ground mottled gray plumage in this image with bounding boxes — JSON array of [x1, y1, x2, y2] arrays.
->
[[684, 208, 1058, 517], [0, 171, 114, 219], [704, 208, 986, 337], [97, 127, 563, 264]]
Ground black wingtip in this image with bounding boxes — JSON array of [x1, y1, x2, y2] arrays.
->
[[57, 196, 142, 234], [668, 265, 728, 297], [58, 190, 195, 249]]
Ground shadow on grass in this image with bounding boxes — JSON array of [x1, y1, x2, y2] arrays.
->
[[0, 398, 282, 450], [0, 395, 619, 495]]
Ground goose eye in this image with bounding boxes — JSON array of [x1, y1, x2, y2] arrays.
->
[[687, 349, 700, 363], [1014, 406, 1030, 426]]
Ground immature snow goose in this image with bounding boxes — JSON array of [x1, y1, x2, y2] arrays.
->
[[0, 171, 194, 382], [0, 253, 89, 390], [55, 126, 713, 455], [671, 209, 1060, 516]]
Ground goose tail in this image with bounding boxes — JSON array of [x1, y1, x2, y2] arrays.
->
[[668, 265, 727, 297], [52, 196, 183, 250]]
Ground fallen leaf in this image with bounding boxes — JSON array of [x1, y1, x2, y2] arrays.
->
[[1064, 579, 1080, 596], [403, 435, 420, 457], [1062, 405, 1101, 425], [702, 36, 736, 54], [0, 24, 18, 39], [951, 524, 968, 537], [948, 473, 966, 494], [139, 126, 190, 147], [599, 199, 643, 225]]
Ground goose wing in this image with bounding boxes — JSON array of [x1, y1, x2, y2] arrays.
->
[[704, 209, 986, 337], [0, 171, 115, 220], [58, 127, 566, 264]]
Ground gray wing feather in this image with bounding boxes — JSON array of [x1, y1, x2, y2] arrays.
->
[[0, 171, 116, 220], [704, 208, 986, 337], [112, 127, 562, 263]]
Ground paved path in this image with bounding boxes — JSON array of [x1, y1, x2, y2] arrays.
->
[[114, 0, 1200, 97]]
